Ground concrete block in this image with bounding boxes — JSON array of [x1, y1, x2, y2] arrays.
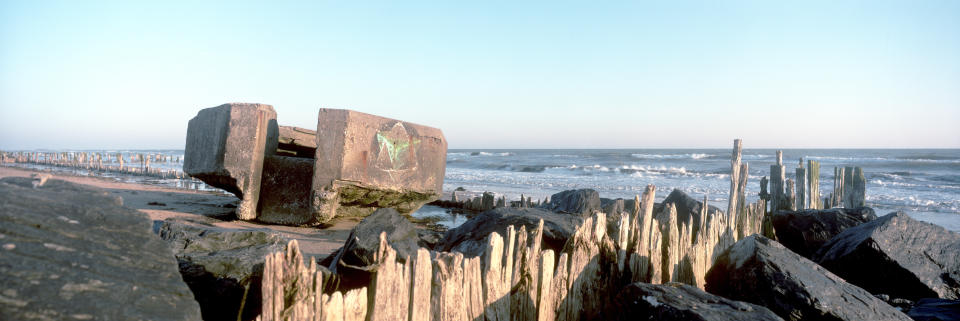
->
[[310, 109, 447, 223], [183, 103, 278, 220]]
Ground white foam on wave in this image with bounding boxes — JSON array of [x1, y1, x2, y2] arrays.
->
[[631, 153, 714, 160]]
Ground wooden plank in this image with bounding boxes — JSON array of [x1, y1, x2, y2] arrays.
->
[[431, 252, 465, 321], [808, 160, 821, 209], [463, 256, 485, 321], [321, 292, 343, 321], [410, 248, 432, 321], [537, 250, 556, 321], [727, 139, 743, 233], [370, 232, 410, 321], [482, 232, 508, 321], [343, 287, 367, 321]]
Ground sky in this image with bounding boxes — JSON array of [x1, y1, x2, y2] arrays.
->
[[1, 1, 958, 150]]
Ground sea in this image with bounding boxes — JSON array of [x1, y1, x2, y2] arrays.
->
[[5, 148, 959, 232], [442, 149, 960, 232]]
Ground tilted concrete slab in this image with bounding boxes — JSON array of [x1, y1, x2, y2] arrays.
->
[[277, 126, 317, 158], [183, 103, 278, 220], [310, 109, 447, 224]]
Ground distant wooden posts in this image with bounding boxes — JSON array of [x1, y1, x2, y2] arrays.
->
[[769, 151, 787, 212], [807, 160, 821, 210], [842, 167, 866, 208]]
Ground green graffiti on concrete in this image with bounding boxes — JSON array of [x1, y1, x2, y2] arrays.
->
[[376, 132, 420, 169]]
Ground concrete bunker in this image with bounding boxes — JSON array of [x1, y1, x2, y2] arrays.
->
[[184, 103, 446, 226]]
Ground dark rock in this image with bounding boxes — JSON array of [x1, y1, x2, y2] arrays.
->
[[655, 189, 722, 242], [0, 177, 201, 321], [771, 206, 877, 258], [148, 201, 167, 206], [438, 207, 584, 258], [601, 198, 626, 215], [154, 219, 287, 321], [604, 282, 784, 321], [326, 208, 425, 291], [813, 211, 960, 300], [908, 299, 960, 321], [542, 189, 601, 215], [705, 235, 910, 321]]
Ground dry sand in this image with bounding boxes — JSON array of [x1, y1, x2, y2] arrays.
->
[[0, 166, 357, 259]]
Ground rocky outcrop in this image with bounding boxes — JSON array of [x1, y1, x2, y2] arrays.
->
[[604, 282, 784, 321], [541, 189, 601, 215], [907, 298, 960, 321], [154, 219, 288, 321], [324, 208, 428, 291], [437, 207, 583, 257], [705, 235, 910, 321], [771, 206, 876, 258], [813, 211, 960, 300], [0, 177, 201, 320]]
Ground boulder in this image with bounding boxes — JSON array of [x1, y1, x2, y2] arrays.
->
[[601, 198, 625, 215], [655, 189, 722, 242], [604, 282, 784, 321], [705, 235, 910, 321], [771, 207, 876, 258], [0, 177, 201, 320], [813, 211, 960, 300], [184, 103, 279, 220], [437, 207, 583, 258], [542, 189, 601, 215], [325, 208, 426, 291], [153, 219, 287, 321], [907, 299, 960, 321], [310, 109, 447, 224]]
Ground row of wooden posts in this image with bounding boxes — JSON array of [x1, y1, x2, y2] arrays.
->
[[1, 150, 190, 180], [450, 192, 545, 212], [762, 150, 866, 212], [258, 139, 774, 321]]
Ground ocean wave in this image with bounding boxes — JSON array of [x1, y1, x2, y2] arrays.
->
[[630, 153, 714, 160], [470, 152, 514, 157]]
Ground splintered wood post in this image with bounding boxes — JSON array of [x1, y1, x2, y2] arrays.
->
[[322, 292, 343, 321], [631, 185, 656, 283], [807, 160, 821, 209], [431, 252, 465, 321], [410, 248, 432, 321], [735, 163, 749, 237], [537, 250, 556, 321], [796, 159, 807, 210], [663, 203, 679, 283], [832, 167, 846, 208], [482, 232, 508, 321], [770, 151, 786, 212], [786, 178, 796, 211], [726, 139, 743, 232], [370, 232, 410, 321], [843, 166, 866, 208], [464, 256, 485, 321], [343, 287, 367, 321], [648, 220, 663, 285]]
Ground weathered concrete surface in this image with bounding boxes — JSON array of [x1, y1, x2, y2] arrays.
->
[[184, 103, 279, 220], [0, 177, 202, 320], [310, 109, 447, 224], [277, 126, 317, 158], [257, 155, 315, 225], [813, 211, 960, 300]]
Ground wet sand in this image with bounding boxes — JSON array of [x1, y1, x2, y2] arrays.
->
[[0, 166, 357, 259]]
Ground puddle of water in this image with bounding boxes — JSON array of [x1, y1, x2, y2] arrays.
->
[[409, 205, 471, 229]]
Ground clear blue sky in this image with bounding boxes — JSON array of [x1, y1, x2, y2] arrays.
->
[[1, 1, 958, 149]]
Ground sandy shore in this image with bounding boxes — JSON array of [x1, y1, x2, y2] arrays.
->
[[0, 166, 357, 259]]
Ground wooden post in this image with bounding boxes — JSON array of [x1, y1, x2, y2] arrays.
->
[[843, 167, 866, 208], [807, 160, 821, 210], [769, 151, 786, 212], [796, 159, 807, 210], [726, 139, 743, 234]]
